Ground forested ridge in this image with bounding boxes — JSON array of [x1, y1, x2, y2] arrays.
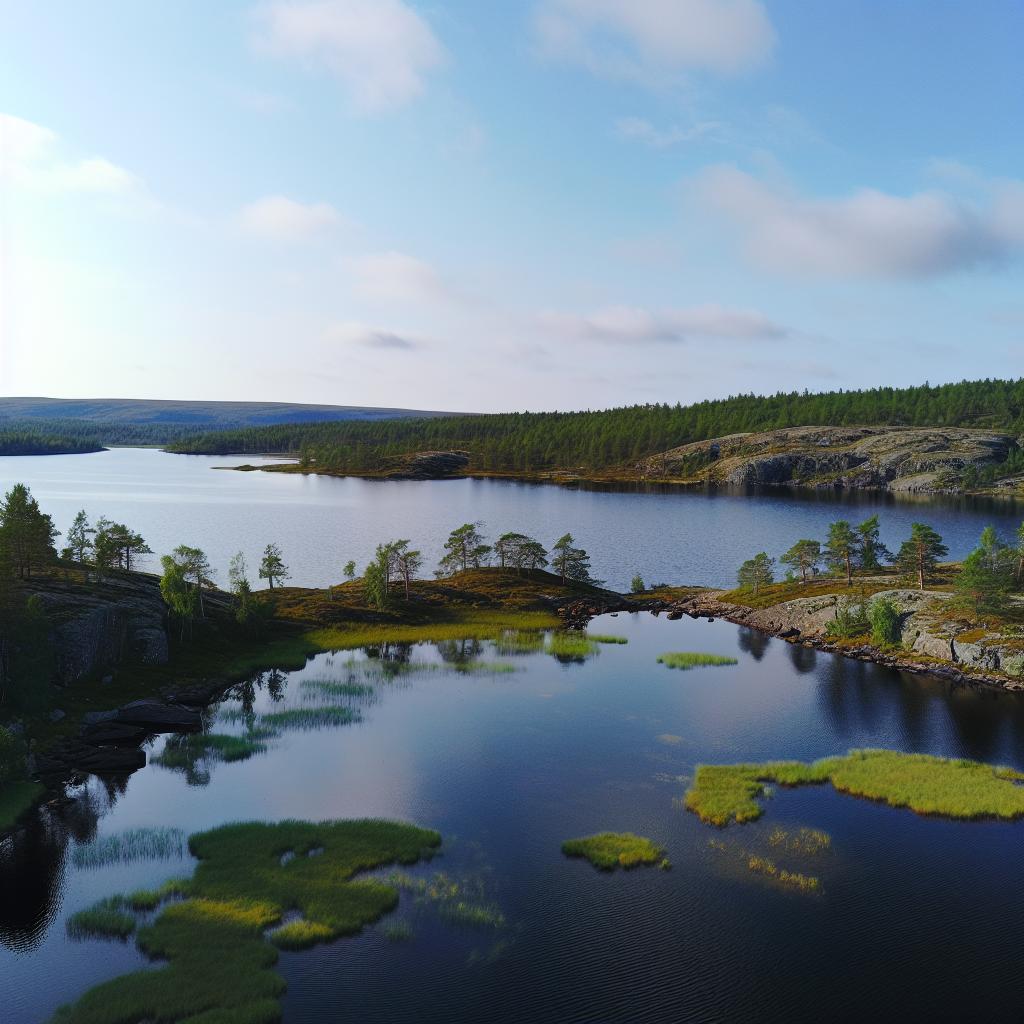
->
[[169, 379, 1024, 474], [0, 428, 104, 456]]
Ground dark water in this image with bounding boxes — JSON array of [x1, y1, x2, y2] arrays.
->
[[1, 447, 1021, 590], [6, 612, 1024, 1022]]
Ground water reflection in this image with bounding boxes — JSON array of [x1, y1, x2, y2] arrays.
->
[[737, 626, 771, 661]]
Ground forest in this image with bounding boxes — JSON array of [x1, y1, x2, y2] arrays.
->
[[0, 429, 104, 456], [169, 378, 1024, 474]]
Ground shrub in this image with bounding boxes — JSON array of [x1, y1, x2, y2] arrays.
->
[[869, 597, 902, 647], [824, 599, 869, 639], [630, 574, 645, 594]]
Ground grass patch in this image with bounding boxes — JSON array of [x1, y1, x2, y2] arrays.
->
[[387, 871, 506, 930], [299, 678, 375, 699], [259, 706, 360, 730], [52, 819, 441, 1024], [67, 898, 137, 940], [561, 832, 664, 871], [657, 652, 738, 671], [545, 633, 599, 660], [73, 828, 188, 869], [746, 856, 821, 893], [587, 634, 628, 645], [156, 734, 270, 772], [767, 827, 831, 856], [686, 749, 1024, 827], [0, 780, 45, 831]]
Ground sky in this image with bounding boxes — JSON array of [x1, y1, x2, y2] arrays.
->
[[1, 0, 1023, 413]]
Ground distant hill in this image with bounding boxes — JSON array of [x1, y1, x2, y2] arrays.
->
[[0, 397, 457, 427]]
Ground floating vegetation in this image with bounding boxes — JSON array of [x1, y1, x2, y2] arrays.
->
[[449, 660, 517, 675], [67, 897, 137, 940], [587, 634, 628, 645], [299, 678, 376, 699], [767, 827, 832, 856], [381, 920, 414, 942], [545, 633, 599, 661], [561, 832, 665, 871], [387, 871, 506, 929], [73, 827, 188, 869], [259, 706, 361, 730], [746, 855, 821, 892], [656, 652, 738, 671], [686, 749, 1024, 827], [156, 733, 271, 772], [53, 819, 441, 1024], [493, 630, 545, 656]]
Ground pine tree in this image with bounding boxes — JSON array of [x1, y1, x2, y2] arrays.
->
[[856, 515, 892, 570], [780, 539, 821, 583], [824, 521, 859, 585], [0, 484, 59, 579], [895, 523, 948, 590], [737, 552, 775, 595], [551, 533, 597, 584], [259, 543, 290, 590], [437, 523, 491, 577]]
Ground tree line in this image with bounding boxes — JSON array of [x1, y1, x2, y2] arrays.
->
[[169, 378, 1024, 474], [738, 514, 1024, 622]]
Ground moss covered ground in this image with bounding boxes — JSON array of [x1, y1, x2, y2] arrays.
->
[[53, 818, 441, 1024], [561, 832, 665, 870], [686, 749, 1024, 826]]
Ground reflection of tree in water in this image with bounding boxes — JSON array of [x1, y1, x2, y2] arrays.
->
[[0, 774, 114, 952], [737, 627, 771, 661], [434, 639, 483, 665], [364, 642, 414, 667], [787, 643, 817, 675]]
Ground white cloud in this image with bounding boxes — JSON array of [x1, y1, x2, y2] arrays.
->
[[534, 0, 775, 81], [255, 0, 445, 113], [0, 112, 137, 192], [239, 195, 340, 240], [697, 164, 1024, 278], [539, 303, 787, 343], [351, 250, 446, 303], [327, 321, 420, 349], [615, 115, 725, 148]]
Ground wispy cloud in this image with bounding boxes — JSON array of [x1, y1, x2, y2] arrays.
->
[[534, 0, 775, 83], [615, 115, 725, 148], [696, 163, 1024, 278], [0, 112, 137, 192], [254, 0, 446, 113], [539, 303, 788, 343], [239, 195, 341, 240], [327, 322, 421, 350], [350, 250, 448, 304]]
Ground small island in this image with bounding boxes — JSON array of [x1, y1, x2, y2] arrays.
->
[[561, 832, 667, 871]]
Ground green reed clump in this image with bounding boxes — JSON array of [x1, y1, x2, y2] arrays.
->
[[545, 633, 599, 660], [687, 749, 1024, 827], [767, 826, 831, 856], [73, 828, 188, 869], [67, 897, 137, 940], [746, 855, 821, 892], [156, 734, 270, 772], [259, 706, 360, 730], [449, 660, 518, 674], [299, 678, 376, 699], [656, 652, 738, 670], [561, 832, 664, 871], [52, 819, 441, 1024], [125, 878, 193, 911], [587, 633, 628, 644], [387, 871, 506, 930]]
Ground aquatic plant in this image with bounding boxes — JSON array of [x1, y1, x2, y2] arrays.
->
[[156, 734, 270, 772], [52, 818, 441, 1024], [259, 705, 361, 730], [299, 678, 375, 699], [72, 827, 188, 869], [67, 898, 137, 940], [767, 827, 831, 856], [387, 871, 506, 929], [686, 749, 1024, 827], [746, 855, 821, 892], [587, 634, 628, 645], [448, 660, 517, 675], [656, 652, 738, 670], [545, 633, 599, 660], [561, 832, 664, 871]]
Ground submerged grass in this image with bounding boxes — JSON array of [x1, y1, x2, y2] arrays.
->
[[299, 678, 376, 699], [156, 734, 270, 772], [73, 828, 188, 869], [686, 749, 1024, 827], [387, 871, 506, 929], [561, 832, 665, 871], [259, 706, 361, 730], [767, 827, 831, 856], [746, 855, 821, 893], [657, 652, 738, 671], [67, 898, 137, 940], [52, 818, 441, 1024]]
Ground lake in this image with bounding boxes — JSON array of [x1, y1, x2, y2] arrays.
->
[[1, 447, 1021, 591], [6, 611, 1024, 1022]]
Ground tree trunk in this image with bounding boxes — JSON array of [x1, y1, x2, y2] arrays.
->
[[845, 551, 852, 586]]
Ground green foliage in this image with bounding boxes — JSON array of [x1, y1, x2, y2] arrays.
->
[[545, 633, 599, 660], [824, 599, 870, 639], [824, 520, 858, 584], [161, 556, 199, 640], [67, 898, 137, 940], [856, 515, 892, 570], [868, 597, 902, 646], [437, 522, 491, 577], [780, 539, 821, 584], [561, 832, 664, 871], [494, 532, 548, 571], [73, 828, 187, 869], [895, 522, 949, 589], [737, 552, 775, 594], [258, 543, 289, 590], [0, 483, 59, 578], [168, 378, 1024, 476], [52, 819, 441, 1024], [953, 527, 1015, 617], [656, 652, 738, 670], [587, 634, 628, 644], [94, 518, 151, 573], [630, 573, 645, 594], [551, 533, 600, 585], [386, 870, 505, 929], [258, 706, 360, 730], [686, 749, 1024, 827]]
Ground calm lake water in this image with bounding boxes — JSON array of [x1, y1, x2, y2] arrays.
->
[[1, 447, 1022, 590], [5, 612, 1024, 1022]]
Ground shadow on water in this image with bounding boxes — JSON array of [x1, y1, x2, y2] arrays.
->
[[737, 626, 772, 661]]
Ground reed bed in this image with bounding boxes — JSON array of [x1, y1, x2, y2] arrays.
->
[[73, 828, 187, 869], [561, 832, 664, 871], [656, 652, 738, 671]]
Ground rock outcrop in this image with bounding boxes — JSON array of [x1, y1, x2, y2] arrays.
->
[[637, 425, 1016, 493], [380, 450, 470, 480]]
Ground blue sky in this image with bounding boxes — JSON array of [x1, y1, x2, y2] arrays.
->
[[1, 0, 1022, 412]]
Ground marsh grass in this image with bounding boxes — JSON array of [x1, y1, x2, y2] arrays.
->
[[299, 678, 376, 700], [449, 660, 517, 675], [657, 652, 738, 671], [545, 633, 599, 660], [259, 706, 361, 730], [686, 749, 1024, 826], [67, 898, 137, 940], [746, 855, 821, 893], [587, 634, 628, 645], [156, 734, 270, 772], [767, 827, 831, 856], [561, 832, 664, 871], [387, 871, 506, 929], [53, 819, 441, 1024], [73, 828, 188, 869]]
